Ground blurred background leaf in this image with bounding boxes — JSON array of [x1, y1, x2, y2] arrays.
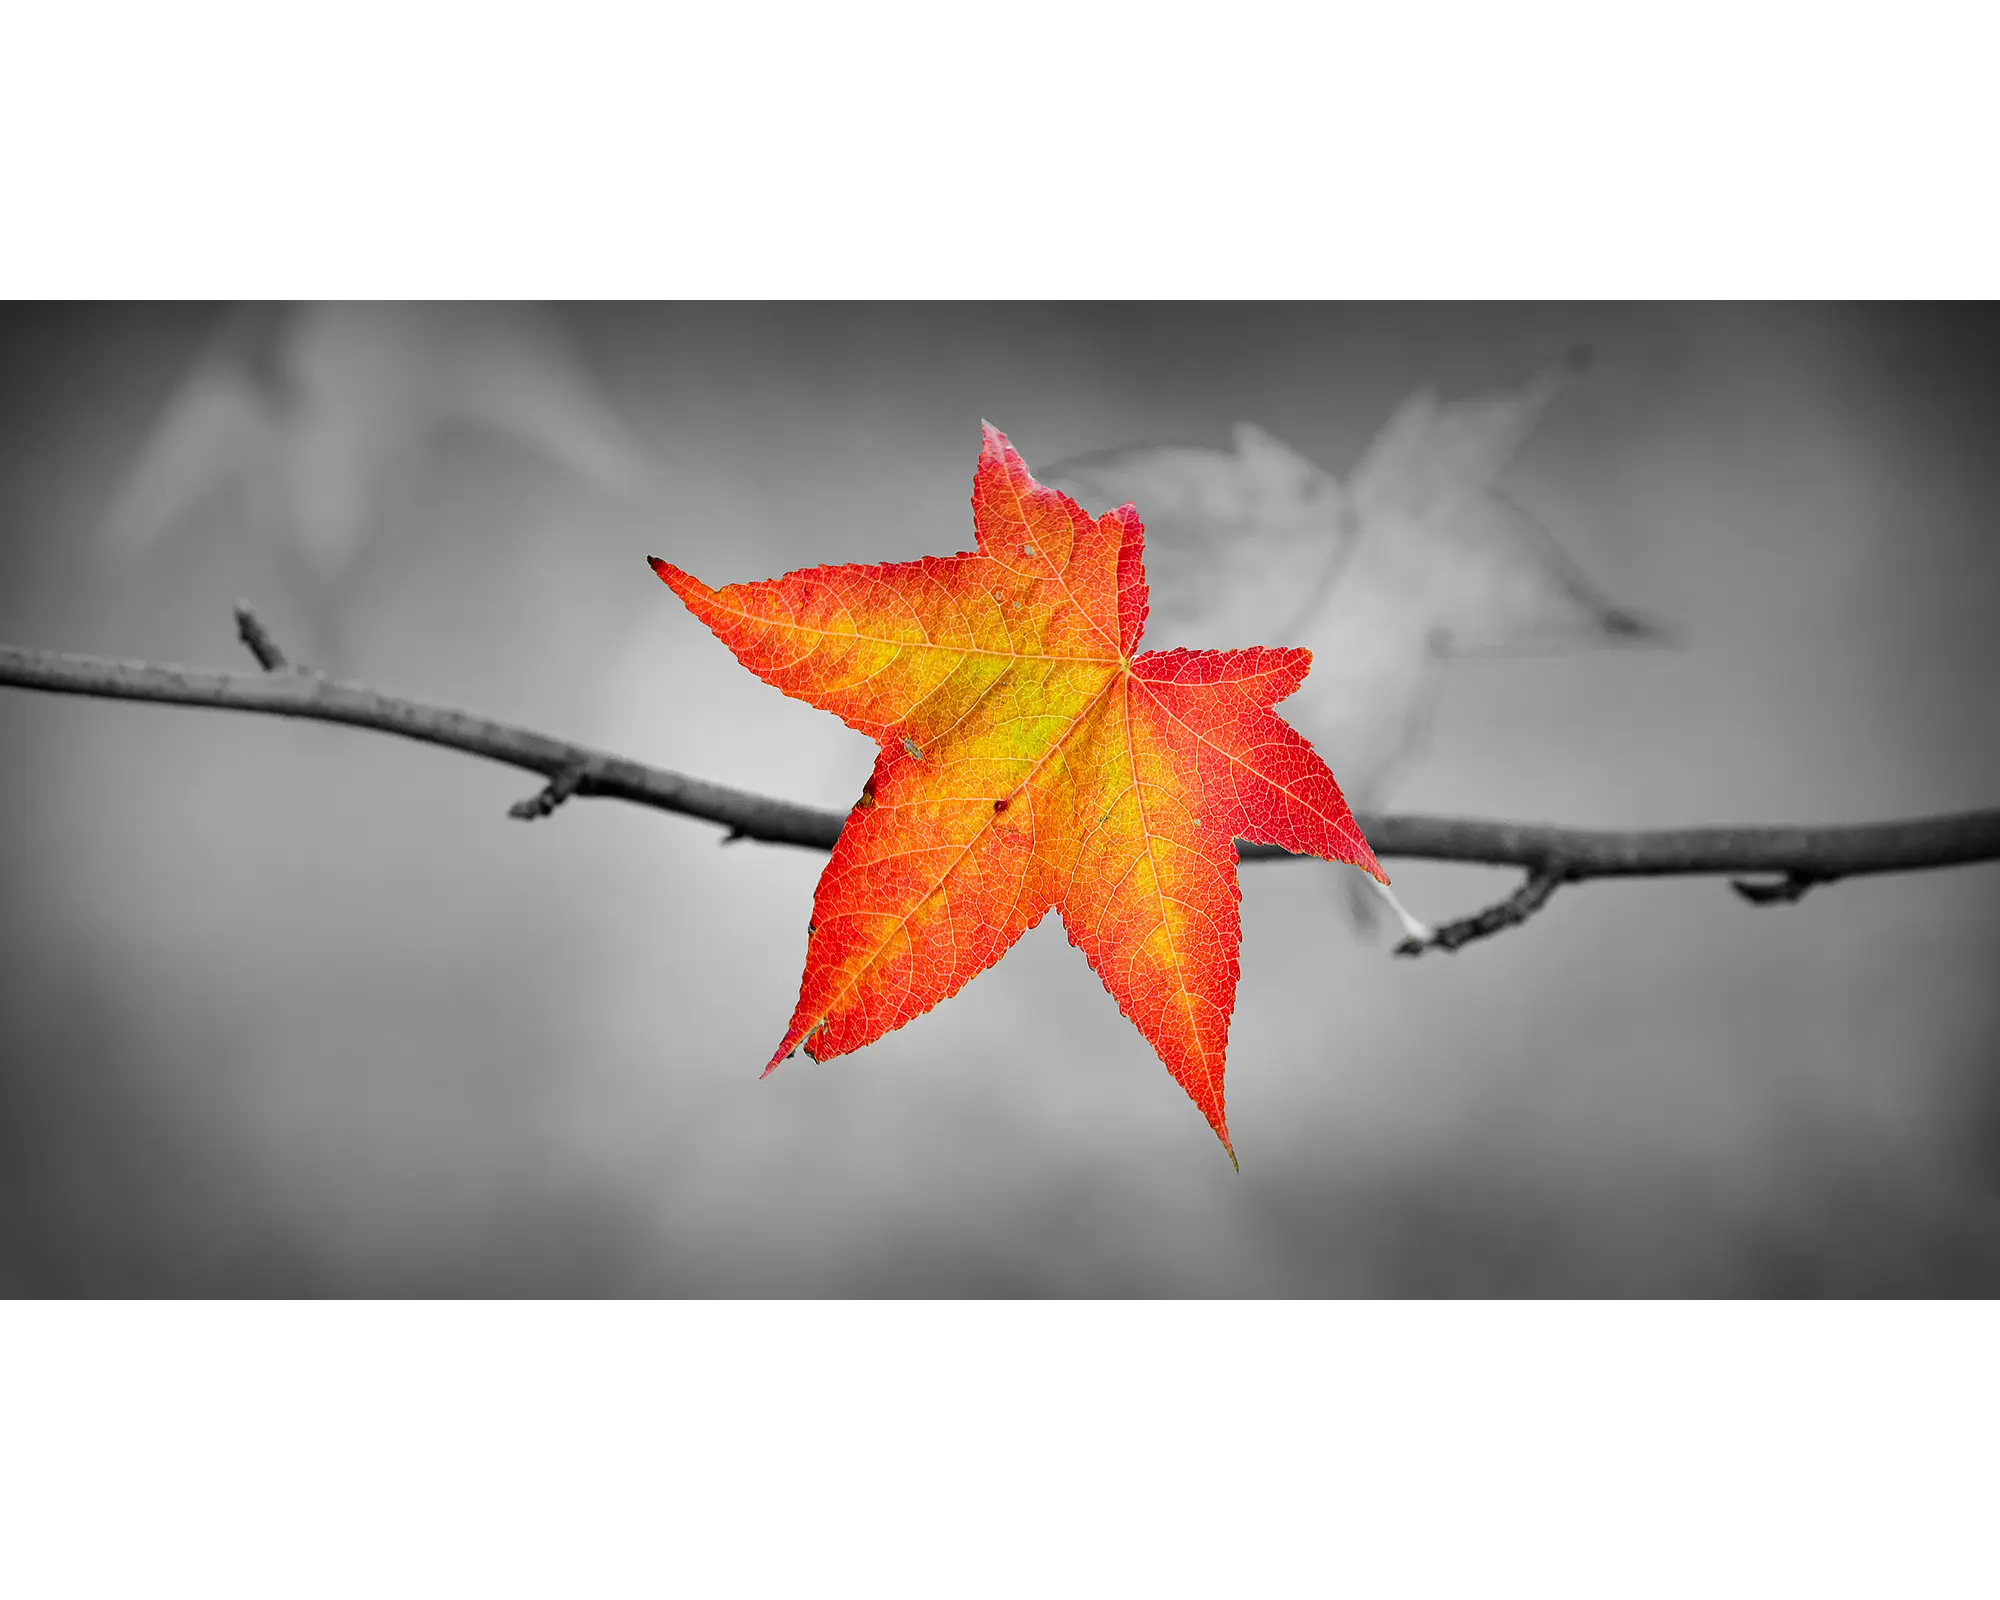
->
[[1045, 352, 1667, 932], [98, 303, 661, 664]]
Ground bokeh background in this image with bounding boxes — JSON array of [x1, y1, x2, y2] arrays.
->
[[2, 302, 1996, 1295]]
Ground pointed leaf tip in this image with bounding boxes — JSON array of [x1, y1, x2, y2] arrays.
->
[[650, 558, 718, 612], [978, 420, 1023, 466]]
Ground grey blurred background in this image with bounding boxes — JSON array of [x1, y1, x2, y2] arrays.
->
[[2, 303, 1996, 1296]]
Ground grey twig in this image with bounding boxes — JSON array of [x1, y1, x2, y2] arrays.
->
[[1730, 871, 1832, 906], [508, 761, 590, 821], [1395, 863, 1569, 957], [4, 621, 1999, 953], [233, 602, 291, 672]]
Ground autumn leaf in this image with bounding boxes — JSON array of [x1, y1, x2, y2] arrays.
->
[[652, 423, 1383, 1161]]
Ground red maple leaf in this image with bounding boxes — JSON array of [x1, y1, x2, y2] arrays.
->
[[652, 424, 1384, 1161]]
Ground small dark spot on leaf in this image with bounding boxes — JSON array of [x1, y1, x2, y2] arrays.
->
[[857, 782, 876, 809], [994, 797, 1009, 813]]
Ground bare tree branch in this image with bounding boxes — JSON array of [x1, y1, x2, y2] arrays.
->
[[4, 622, 1998, 955], [0, 636, 852, 848]]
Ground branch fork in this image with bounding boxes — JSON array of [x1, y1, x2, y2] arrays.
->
[[1396, 861, 1572, 957], [509, 761, 594, 821]]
